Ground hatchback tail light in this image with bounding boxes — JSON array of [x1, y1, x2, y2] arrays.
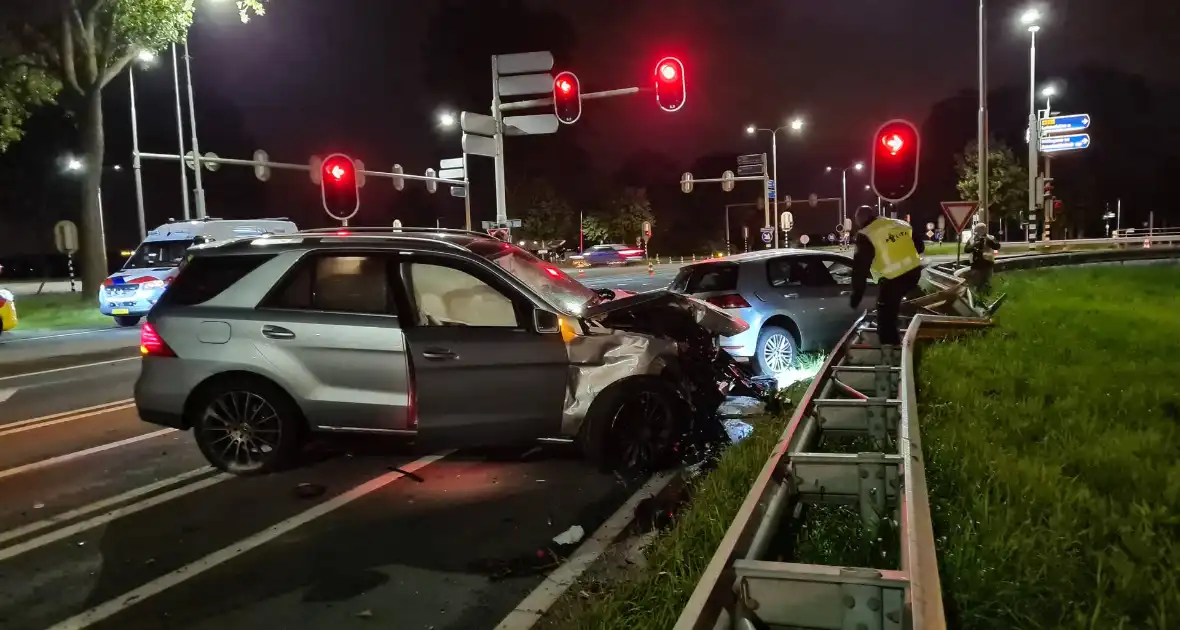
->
[[139, 323, 176, 357], [706, 294, 751, 309]]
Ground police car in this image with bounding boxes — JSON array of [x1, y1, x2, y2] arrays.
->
[[99, 218, 298, 327]]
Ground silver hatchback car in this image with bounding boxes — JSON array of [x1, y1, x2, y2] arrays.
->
[[670, 250, 878, 375], [136, 228, 753, 475]]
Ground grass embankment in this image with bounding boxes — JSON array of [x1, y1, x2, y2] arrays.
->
[[546, 381, 811, 629], [9, 293, 111, 330], [919, 264, 1180, 629]]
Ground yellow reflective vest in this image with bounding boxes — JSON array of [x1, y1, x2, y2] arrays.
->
[[860, 217, 921, 280]]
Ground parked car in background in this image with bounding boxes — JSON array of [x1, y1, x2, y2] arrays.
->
[[569, 244, 646, 268], [669, 250, 877, 375], [98, 217, 298, 328]]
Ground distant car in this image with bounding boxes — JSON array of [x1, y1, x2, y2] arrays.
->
[[99, 218, 298, 328], [569, 244, 646, 268], [669, 250, 878, 375], [135, 228, 754, 476]]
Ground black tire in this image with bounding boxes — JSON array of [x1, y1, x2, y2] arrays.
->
[[190, 377, 305, 475], [579, 376, 683, 475], [754, 325, 798, 376], [114, 315, 141, 328]]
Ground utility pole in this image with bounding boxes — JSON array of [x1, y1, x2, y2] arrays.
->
[[171, 43, 191, 220], [128, 67, 147, 240], [490, 55, 509, 224], [978, 0, 989, 229], [183, 40, 206, 217]]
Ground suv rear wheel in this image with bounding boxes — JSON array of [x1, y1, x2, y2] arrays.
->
[[580, 377, 681, 475], [191, 378, 304, 475]]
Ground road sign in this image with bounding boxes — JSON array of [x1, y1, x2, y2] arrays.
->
[[642, 221, 652, 242], [768, 182, 776, 200], [937, 215, 945, 230], [940, 200, 978, 233], [481, 219, 522, 230], [721, 170, 735, 192], [1040, 113, 1090, 135], [53, 220, 78, 254], [451, 186, 466, 198], [425, 168, 438, 194], [504, 113, 560, 136], [737, 153, 766, 177], [497, 73, 553, 97], [843, 218, 853, 233], [782, 195, 791, 209], [799, 234, 810, 245], [737, 154, 764, 166], [461, 112, 497, 136], [393, 219, 403, 228], [760, 227, 773, 244], [926, 222, 935, 231], [680, 172, 693, 194], [439, 168, 464, 179], [462, 133, 497, 158], [440, 157, 464, 170], [496, 51, 554, 75], [836, 222, 845, 234], [1040, 133, 1091, 154], [808, 193, 818, 208], [926, 230, 934, 238], [781, 211, 794, 231], [253, 150, 271, 181]]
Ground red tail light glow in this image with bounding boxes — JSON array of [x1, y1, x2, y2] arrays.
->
[[335, 230, 350, 236], [619, 249, 643, 256], [705, 294, 751, 309], [139, 323, 176, 357], [544, 266, 562, 278]]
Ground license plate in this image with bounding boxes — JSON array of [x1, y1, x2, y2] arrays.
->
[[112, 308, 130, 315]]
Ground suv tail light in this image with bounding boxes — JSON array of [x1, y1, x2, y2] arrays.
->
[[706, 294, 751, 309], [140, 323, 176, 357]]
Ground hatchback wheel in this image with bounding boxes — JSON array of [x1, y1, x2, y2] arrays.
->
[[114, 315, 141, 328], [756, 325, 797, 375], [581, 377, 681, 475], [192, 379, 303, 475]]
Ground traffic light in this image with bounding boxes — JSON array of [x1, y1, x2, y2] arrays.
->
[[553, 71, 582, 124], [320, 153, 359, 219], [654, 57, 685, 112], [870, 119, 920, 202]]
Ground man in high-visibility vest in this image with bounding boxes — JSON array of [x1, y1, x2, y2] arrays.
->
[[849, 205, 924, 350]]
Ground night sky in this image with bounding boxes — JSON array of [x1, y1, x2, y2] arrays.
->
[[2, 0, 1178, 253]]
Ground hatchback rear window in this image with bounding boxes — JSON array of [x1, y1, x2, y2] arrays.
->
[[159, 254, 275, 307], [671, 263, 739, 294]]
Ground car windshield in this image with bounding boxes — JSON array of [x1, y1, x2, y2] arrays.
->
[[123, 239, 194, 270], [467, 240, 599, 314]]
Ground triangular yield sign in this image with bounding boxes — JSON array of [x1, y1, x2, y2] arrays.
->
[[940, 201, 979, 233]]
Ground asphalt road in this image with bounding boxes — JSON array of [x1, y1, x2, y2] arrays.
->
[[0, 356, 657, 630]]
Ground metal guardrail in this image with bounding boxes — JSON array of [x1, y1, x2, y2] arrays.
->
[[675, 245, 1180, 630]]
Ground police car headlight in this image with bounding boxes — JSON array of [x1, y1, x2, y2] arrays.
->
[[141, 280, 166, 290]]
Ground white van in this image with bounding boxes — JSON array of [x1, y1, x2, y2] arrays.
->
[[98, 218, 298, 327]]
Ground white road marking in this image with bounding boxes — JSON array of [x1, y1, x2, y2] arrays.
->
[[0, 387, 17, 404], [0, 466, 215, 547], [0, 356, 139, 383], [0, 428, 176, 482], [0, 328, 116, 344], [0, 472, 230, 561], [493, 469, 679, 630], [0, 399, 135, 434], [48, 451, 454, 630]]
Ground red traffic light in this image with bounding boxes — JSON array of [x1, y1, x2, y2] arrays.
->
[[870, 119, 920, 203], [654, 57, 685, 113], [553, 71, 582, 125], [319, 153, 360, 220]]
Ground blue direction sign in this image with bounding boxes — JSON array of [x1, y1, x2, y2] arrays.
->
[[1040, 113, 1091, 135], [767, 179, 776, 200], [1040, 133, 1091, 154]]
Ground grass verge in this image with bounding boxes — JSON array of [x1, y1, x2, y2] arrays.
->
[[919, 263, 1180, 629], [543, 381, 811, 629], [9, 293, 111, 330]]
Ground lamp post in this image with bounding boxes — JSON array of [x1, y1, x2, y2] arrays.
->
[[826, 162, 864, 229], [746, 117, 805, 248], [438, 110, 473, 231], [1022, 8, 1043, 231]]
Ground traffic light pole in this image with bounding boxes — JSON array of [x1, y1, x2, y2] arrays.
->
[[491, 56, 510, 225], [127, 67, 148, 241], [978, 0, 989, 229]]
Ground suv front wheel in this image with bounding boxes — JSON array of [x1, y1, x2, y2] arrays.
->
[[191, 378, 304, 475], [580, 377, 682, 476]]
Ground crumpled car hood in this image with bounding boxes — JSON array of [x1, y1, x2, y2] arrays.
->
[[583, 290, 748, 338]]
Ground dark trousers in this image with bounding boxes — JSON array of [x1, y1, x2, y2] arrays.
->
[[876, 268, 921, 345]]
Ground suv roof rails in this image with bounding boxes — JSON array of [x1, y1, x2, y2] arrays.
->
[[299, 226, 491, 239]]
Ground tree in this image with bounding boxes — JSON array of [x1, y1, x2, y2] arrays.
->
[[602, 187, 655, 246], [955, 139, 1029, 224], [580, 214, 610, 245], [1, 0, 269, 293], [512, 178, 573, 243]]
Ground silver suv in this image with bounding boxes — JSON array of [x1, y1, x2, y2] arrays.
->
[[136, 228, 753, 476]]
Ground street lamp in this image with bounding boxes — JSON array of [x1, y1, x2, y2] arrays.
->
[[1023, 7, 1044, 235], [65, 157, 83, 172], [436, 109, 472, 230], [825, 162, 864, 228], [439, 112, 456, 127], [1041, 84, 1056, 113], [746, 117, 805, 247]]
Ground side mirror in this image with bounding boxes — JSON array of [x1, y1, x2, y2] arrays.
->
[[533, 309, 560, 334]]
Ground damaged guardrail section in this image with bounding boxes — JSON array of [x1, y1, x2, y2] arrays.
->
[[674, 245, 1180, 630]]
